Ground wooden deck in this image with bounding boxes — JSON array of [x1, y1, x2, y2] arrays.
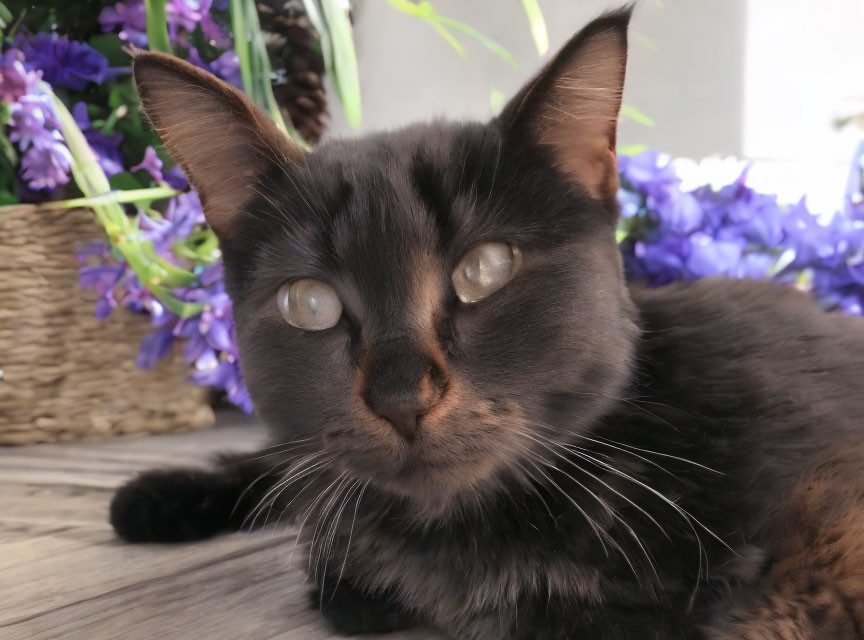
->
[[0, 415, 441, 640]]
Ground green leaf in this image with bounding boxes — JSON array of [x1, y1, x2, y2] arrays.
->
[[617, 143, 648, 156], [109, 171, 144, 192], [188, 23, 222, 62], [230, 0, 311, 146], [0, 2, 12, 34], [438, 15, 518, 68], [144, 0, 172, 53], [52, 187, 179, 210], [0, 127, 17, 166], [620, 104, 655, 127], [519, 0, 548, 56], [387, 0, 517, 68], [300, 0, 333, 72], [429, 21, 466, 58], [320, 0, 363, 128], [172, 229, 221, 264], [0, 190, 18, 206], [108, 78, 138, 111], [88, 33, 130, 66], [633, 30, 658, 52], [51, 92, 202, 318]]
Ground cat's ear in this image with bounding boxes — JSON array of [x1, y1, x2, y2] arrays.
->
[[133, 51, 303, 239], [498, 6, 632, 200]]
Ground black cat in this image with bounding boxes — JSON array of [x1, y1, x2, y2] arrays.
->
[[111, 7, 864, 638]]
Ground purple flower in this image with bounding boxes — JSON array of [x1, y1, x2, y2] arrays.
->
[[628, 236, 688, 286], [139, 191, 206, 252], [77, 250, 125, 318], [19, 141, 72, 191], [187, 48, 241, 88], [0, 49, 41, 102], [131, 146, 165, 184], [137, 327, 176, 369], [163, 165, 189, 190], [191, 353, 252, 413], [78, 265, 124, 296], [685, 234, 743, 278], [209, 51, 241, 88], [99, 0, 148, 47], [99, 0, 229, 48], [15, 34, 109, 90], [169, 0, 229, 45], [72, 103, 124, 176], [200, 292, 234, 351], [8, 94, 61, 149], [3, 50, 73, 191]]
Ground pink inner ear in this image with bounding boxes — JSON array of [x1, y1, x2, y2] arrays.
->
[[530, 32, 627, 200], [134, 53, 302, 238]]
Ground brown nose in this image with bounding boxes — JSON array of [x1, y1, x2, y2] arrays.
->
[[369, 400, 427, 441], [363, 337, 446, 442]]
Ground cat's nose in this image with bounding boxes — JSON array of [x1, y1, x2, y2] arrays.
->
[[370, 400, 427, 441], [362, 335, 448, 441]]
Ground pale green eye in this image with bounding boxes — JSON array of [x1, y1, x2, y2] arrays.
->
[[452, 242, 522, 303], [277, 279, 343, 330]]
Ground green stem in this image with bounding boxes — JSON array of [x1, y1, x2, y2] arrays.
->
[[320, 0, 363, 127], [144, 0, 172, 54], [50, 187, 179, 210], [519, 0, 548, 56], [230, 0, 311, 147], [52, 93, 203, 317]]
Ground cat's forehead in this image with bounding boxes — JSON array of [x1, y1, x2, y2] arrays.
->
[[300, 122, 506, 265]]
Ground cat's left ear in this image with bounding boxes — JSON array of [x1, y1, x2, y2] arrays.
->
[[498, 6, 632, 200], [133, 51, 303, 239]]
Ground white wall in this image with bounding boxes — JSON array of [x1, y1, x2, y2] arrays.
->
[[327, 0, 746, 159], [743, 0, 864, 211], [325, 0, 864, 212]]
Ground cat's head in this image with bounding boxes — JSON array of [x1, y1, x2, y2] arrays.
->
[[134, 7, 638, 516]]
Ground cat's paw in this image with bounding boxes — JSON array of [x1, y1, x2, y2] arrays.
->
[[313, 583, 417, 635], [110, 469, 234, 543]]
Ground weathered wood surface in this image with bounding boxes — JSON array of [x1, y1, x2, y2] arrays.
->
[[0, 414, 442, 640]]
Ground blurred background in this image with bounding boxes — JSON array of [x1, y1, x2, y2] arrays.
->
[[338, 0, 864, 213]]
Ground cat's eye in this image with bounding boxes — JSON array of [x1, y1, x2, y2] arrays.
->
[[277, 279, 343, 331], [452, 242, 522, 304]]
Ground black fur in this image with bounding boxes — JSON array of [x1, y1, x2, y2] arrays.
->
[[112, 7, 864, 639]]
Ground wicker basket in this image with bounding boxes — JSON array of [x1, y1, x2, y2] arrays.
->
[[0, 204, 214, 445]]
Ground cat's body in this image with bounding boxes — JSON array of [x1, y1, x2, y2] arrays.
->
[[110, 7, 864, 639]]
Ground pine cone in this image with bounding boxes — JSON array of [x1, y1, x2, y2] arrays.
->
[[257, 0, 328, 145]]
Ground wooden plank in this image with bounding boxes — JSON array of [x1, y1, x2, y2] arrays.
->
[[0, 416, 443, 639], [2, 540, 434, 640]]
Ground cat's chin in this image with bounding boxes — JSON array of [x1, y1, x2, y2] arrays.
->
[[347, 454, 505, 520]]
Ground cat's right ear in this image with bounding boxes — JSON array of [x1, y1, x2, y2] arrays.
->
[[497, 6, 632, 201], [133, 51, 303, 239]]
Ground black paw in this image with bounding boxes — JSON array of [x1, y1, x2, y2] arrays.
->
[[313, 582, 417, 635], [110, 469, 235, 543]]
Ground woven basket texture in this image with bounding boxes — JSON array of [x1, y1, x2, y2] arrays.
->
[[0, 205, 214, 445]]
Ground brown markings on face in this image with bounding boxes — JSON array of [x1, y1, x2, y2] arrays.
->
[[322, 250, 530, 517]]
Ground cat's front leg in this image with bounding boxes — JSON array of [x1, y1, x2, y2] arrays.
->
[[313, 579, 419, 635], [110, 450, 283, 543]]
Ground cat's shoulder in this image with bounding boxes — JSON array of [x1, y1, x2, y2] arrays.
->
[[626, 276, 864, 358], [629, 277, 827, 328]]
